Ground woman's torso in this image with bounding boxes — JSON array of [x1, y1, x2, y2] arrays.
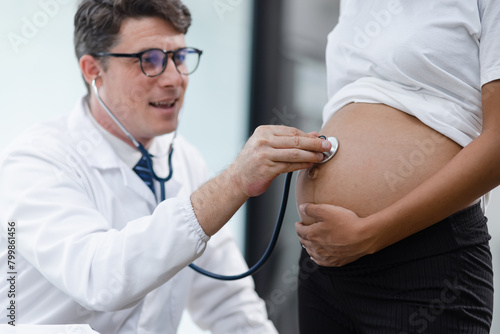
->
[[296, 1, 493, 219], [296, 103, 463, 219]]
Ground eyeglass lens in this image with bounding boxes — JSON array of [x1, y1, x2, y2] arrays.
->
[[140, 48, 200, 76]]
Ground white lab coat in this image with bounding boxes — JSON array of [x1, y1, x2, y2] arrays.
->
[[0, 98, 277, 334]]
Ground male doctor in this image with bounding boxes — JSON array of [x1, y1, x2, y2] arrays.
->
[[0, 0, 330, 333]]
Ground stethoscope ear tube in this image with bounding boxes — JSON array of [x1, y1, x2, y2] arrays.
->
[[91, 78, 175, 200], [91, 78, 141, 148]]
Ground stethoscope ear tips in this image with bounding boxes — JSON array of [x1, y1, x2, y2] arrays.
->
[[318, 136, 339, 164]]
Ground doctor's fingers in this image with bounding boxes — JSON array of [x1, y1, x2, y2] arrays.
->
[[270, 148, 326, 166], [251, 126, 331, 153], [252, 124, 313, 137], [239, 146, 324, 173], [269, 133, 330, 151]]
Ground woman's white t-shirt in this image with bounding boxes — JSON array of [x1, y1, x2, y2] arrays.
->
[[323, 0, 500, 147]]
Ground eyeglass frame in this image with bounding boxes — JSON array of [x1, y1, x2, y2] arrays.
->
[[91, 47, 203, 77]]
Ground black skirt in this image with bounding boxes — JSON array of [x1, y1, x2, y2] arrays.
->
[[298, 203, 493, 334]]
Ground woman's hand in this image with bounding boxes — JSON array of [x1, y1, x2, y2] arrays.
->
[[295, 203, 378, 267]]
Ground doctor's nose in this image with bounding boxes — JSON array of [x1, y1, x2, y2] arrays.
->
[[157, 57, 185, 87]]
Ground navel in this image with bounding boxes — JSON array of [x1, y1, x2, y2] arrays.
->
[[307, 165, 320, 180]]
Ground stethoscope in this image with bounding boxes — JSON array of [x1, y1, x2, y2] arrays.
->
[[92, 78, 340, 280], [92, 78, 175, 201]]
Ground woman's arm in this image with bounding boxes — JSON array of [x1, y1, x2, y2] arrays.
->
[[296, 80, 500, 267]]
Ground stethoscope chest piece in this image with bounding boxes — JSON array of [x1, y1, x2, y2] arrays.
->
[[319, 136, 339, 164]]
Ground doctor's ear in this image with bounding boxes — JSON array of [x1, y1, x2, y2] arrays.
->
[[80, 54, 104, 86]]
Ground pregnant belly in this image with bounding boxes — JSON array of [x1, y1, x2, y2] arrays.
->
[[295, 103, 462, 219]]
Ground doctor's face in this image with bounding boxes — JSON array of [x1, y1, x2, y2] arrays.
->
[[95, 17, 188, 144]]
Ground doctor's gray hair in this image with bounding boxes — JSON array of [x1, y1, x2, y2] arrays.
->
[[74, 0, 191, 91]]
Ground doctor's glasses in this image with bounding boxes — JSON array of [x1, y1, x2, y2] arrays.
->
[[92, 47, 203, 77]]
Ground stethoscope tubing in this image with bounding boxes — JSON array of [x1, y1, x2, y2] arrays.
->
[[92, 78, 279, 280], [188, 171, 293, 280], [92, 78, 175, 199], [91, 78, 338, 281]]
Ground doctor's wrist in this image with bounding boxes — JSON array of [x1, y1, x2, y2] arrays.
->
[[191, 167, 249, 236]]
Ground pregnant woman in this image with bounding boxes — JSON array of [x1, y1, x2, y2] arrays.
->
[[295, 1, 500, 333]]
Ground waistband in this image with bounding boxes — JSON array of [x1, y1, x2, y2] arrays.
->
[[325, 203, 490, 269]]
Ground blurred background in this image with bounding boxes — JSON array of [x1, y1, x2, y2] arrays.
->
[[0, 1, 498, 333]]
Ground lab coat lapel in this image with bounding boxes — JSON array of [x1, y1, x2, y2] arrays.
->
[[67, 98, 157, 209], [67, 97, 122, 169]]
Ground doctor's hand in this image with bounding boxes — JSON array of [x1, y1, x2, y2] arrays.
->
[[191, 125, 330, 237], [229, 125, 331, 197], [295, 203, 379, 267]]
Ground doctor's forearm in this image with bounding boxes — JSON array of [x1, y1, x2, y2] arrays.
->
[[191, 168, 249, 236]]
